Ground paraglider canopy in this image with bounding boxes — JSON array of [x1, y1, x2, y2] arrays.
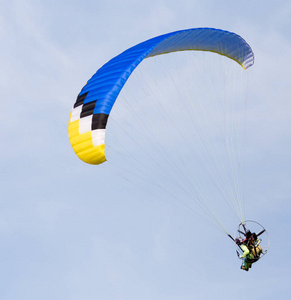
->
[[68, 27, 254, 165]]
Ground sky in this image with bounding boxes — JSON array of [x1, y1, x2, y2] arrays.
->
[[1, 0, 291, 299]]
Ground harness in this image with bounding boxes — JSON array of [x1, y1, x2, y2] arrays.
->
[[243, 238, 262, 263]]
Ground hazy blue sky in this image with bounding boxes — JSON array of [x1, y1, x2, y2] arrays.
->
[[1, 1, 291, 299]]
